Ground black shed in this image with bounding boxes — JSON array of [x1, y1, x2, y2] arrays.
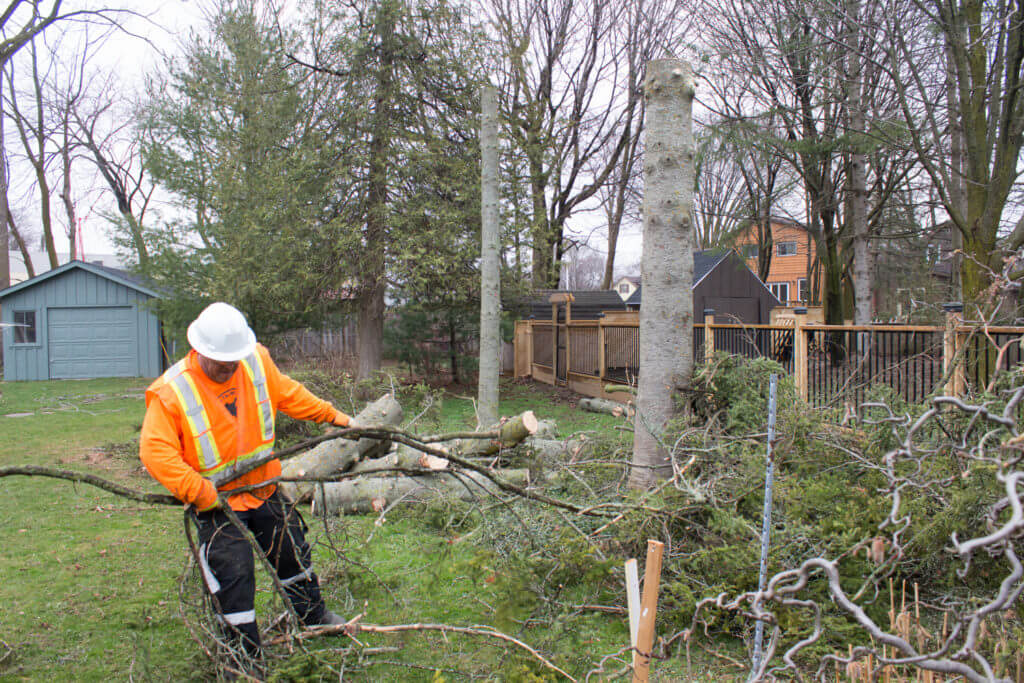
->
[[625, 250, 779, 324]]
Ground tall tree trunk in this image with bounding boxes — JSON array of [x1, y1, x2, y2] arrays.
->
[[846, 0, 872, 324], [0, 77, 8, 288], [356, 2, 396, 381], [631, 59, 695, 489], [945, 41, 964, 302], [528, 144, 554, 288], [60, 139, 77, 260], [477, 87, 501, 426]]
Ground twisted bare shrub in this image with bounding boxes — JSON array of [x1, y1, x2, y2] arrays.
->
[[683, 367, 1024, 681]]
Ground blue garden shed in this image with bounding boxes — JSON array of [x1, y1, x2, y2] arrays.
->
[[0, 260, 165, 380]]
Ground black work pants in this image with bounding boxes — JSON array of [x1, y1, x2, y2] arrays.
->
[[193, 492, 327, 656]]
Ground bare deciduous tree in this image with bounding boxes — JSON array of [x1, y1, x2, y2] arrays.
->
[[485, 0, 691, 289]]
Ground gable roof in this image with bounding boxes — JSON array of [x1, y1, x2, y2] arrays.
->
[[616, 275, 641, 286], [0, 259, 161, 300], [624, 250, 750, 307]]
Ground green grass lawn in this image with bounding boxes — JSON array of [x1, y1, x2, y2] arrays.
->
[[0, 375, 726, 681]]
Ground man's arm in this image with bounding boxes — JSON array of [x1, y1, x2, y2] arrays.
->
[[139, 398, 219, 510], [261, 347, 352, 426]]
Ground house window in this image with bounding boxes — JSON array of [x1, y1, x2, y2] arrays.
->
[[743, 244, 759, 259], [769, 282, 790, 303], [776, 241, 797, 256], [13, 310, 37, 344], [798, 278, 809, 302], [619, 283, 631, 293]]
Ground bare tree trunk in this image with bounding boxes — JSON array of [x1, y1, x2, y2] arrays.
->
[[0, 77, 8, 288], [60, 138, 77, 259], [847, 0, 872, 324], [477, 87, 500, 426], [945, 42, 964, 302], [630, 60, 695, 489]]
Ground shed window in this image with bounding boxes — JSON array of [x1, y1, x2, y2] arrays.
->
[[776, 241, 797, 256], [13, 310, 37, 344], [743, 244, 759, 259]]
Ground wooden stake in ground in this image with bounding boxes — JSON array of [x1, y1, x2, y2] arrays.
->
[[632, 540, 665, 682], [625, 558, 641, 649], [630, 59, 696, 489], [476, 85, 500, 427]]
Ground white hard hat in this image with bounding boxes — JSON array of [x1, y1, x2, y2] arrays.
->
[[186, 302, 257, 362]]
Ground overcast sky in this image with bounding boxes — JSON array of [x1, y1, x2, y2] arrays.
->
[[8, 0, 644, 279]]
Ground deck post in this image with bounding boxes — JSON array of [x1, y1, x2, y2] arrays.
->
[[703, 309, 715, 360], [943, 302, 964, 397], [598, 315, 607, 380], [793, 307, 809, 401]]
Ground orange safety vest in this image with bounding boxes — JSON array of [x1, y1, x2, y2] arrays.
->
[[151, 351, 277, 505]]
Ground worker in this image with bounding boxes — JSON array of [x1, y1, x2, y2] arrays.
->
[[140, 302, 355, 667]]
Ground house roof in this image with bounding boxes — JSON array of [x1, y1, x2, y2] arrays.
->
[[0, 259, 162, 300], [616, 275, 641, 286], [624, 250, 731, 307], [524, 289, 628, 320]]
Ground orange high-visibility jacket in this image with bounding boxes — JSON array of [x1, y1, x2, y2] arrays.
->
[[140, 344, 350, 511]]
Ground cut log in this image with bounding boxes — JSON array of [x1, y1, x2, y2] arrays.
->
[[579, 397, 633, 418], [452, 411, 538, 456], [279, 394, 403, 502], [312, 469, 530, 515], [348, 444, 449, 475], [534, 419, 558, 440], [522, 437, 585, 462]]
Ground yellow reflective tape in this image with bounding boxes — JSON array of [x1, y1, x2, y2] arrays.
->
[[201, 441, 275, 476], [240, 353, 274, 441], [168, 371, 221, 471], [179, 373, 221, 469]]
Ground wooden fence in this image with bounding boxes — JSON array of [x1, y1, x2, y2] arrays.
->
[[513, 307, 1024, 407]]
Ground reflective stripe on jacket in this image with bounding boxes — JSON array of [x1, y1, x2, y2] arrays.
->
[[162, 351, 276, 478], [140, 344, 349, 511]]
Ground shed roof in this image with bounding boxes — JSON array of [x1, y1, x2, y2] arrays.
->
[[624, 250, 731, 307], [0, 259, 161, 300], [525, 289, 628, 320]]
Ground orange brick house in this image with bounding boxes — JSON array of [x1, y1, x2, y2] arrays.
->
[[734, 217, 819, 305]]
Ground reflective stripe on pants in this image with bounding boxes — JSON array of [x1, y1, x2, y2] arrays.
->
[[193, 492, 327, 653]]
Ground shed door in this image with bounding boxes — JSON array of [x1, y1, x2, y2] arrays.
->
[[47, 306, 137, 379]]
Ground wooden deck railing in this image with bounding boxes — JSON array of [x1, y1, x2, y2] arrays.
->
[[512, 306, 1024, 406]]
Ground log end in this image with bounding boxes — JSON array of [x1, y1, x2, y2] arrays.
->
[[522, 410, 539, 435], [371, 496, 387, 512], [419, 454, 449, 471]]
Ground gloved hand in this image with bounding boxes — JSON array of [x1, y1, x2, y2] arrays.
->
[[332, 413, 364, 430]]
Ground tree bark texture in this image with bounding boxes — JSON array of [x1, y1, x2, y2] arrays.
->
[[279, 394, 403, 502], [356, 2, 397, 381], [630, 59, 695, 489], [846, 0, 872, 325], [477, 86, 501, 427], [312, 469, 530, 516], [0, 77, 8, 288]]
